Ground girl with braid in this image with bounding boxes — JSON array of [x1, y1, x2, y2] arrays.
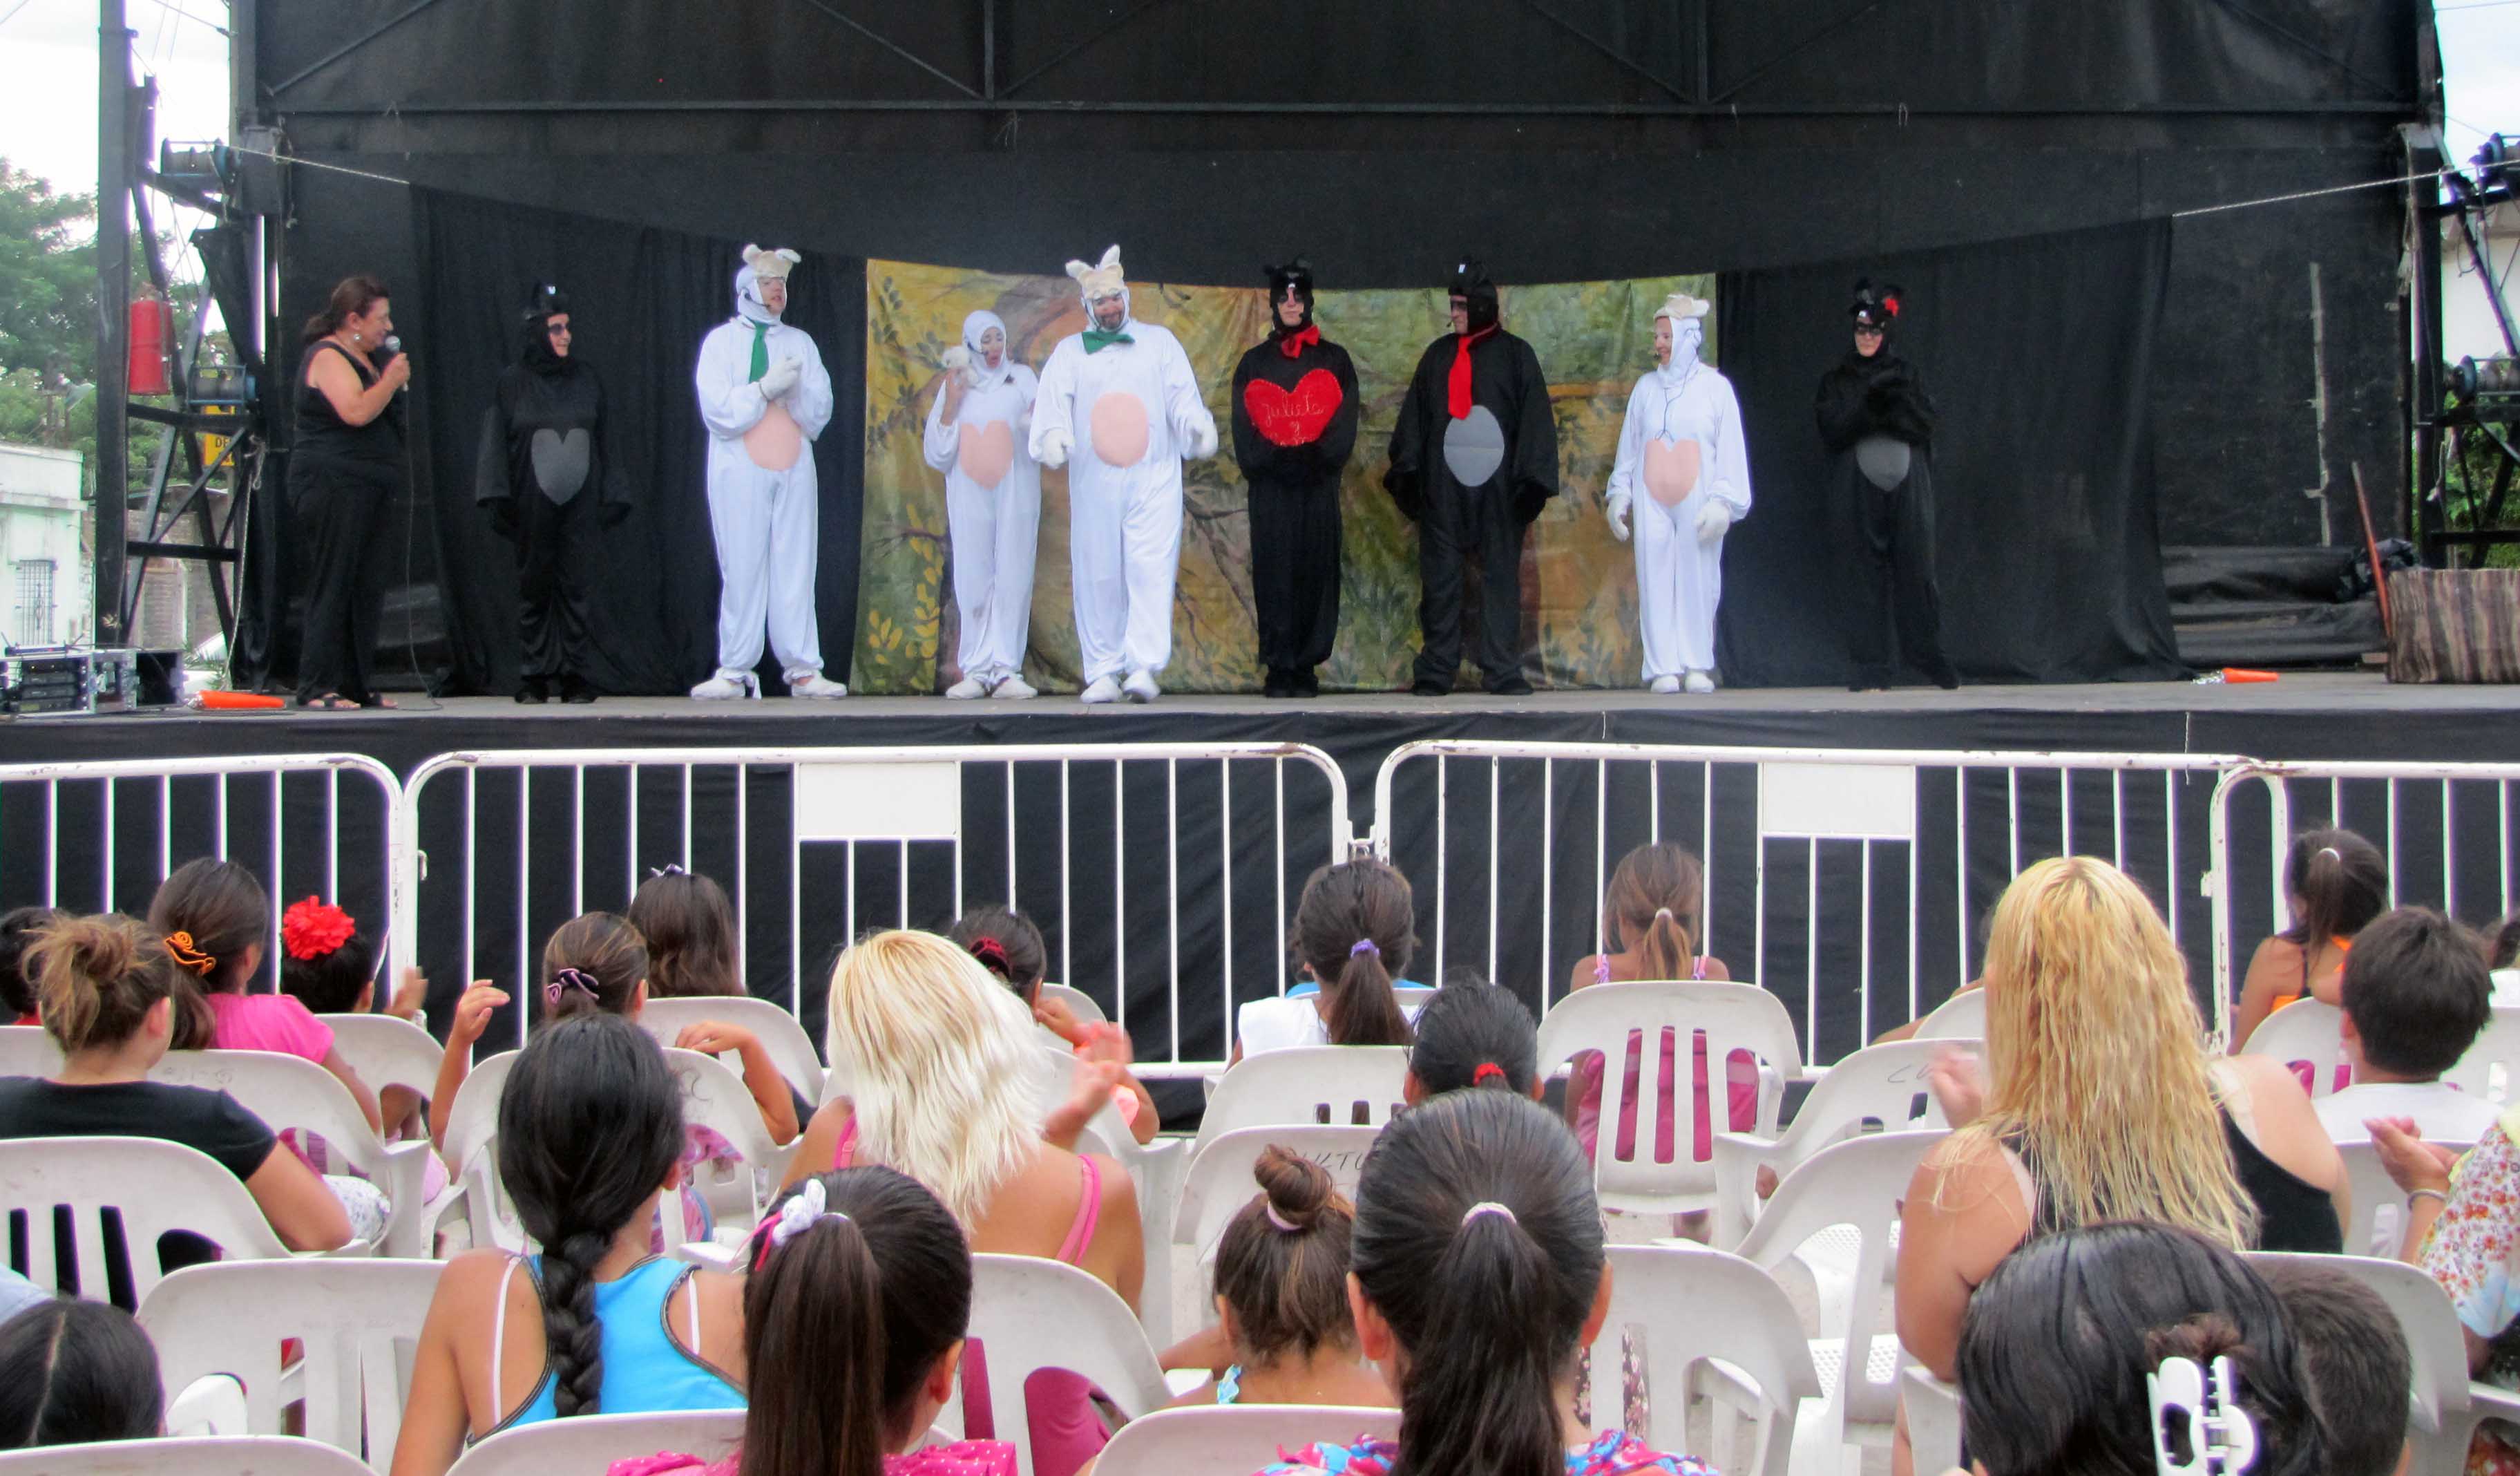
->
[[391, 1014, 744, 1474]]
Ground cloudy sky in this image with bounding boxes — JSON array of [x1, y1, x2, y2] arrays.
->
[[0, 1, 2512, 222]]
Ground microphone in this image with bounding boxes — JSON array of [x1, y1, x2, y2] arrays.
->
[[382, 334, 408, 390]]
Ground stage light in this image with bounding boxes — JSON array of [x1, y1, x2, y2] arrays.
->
[[2452, 356, 2520, 399], [2472, 133, 2516, 204]]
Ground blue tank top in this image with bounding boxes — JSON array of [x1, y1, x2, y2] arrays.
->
[[485, 1255, 743, 1435]]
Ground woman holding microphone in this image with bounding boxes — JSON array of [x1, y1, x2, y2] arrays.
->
[[292, 275, 409, 710]]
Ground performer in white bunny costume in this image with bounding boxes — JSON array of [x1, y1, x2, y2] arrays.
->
[[1028, 245, 1219, 703], [1604, 291, 1750, 694], [690, 245, 846, 699], [924, 310, 1042, 699]]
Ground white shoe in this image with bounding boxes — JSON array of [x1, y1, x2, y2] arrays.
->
[[990, 675, 1038, 700], [944, 676, 989, 700], [1123, 670, 1160, 703], [1080, 676, 1123, 704], [689, 670, 758, 700], [1683, 670, 1717, 694], [787, 671, 849, 699], [1648, 674, 1681, 695]]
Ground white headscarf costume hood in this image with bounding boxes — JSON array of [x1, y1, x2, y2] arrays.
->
[[1653, 291, 1710, 389]]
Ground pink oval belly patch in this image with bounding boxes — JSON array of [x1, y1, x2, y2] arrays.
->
[[1643, 437, 1700, 507], [1089, 392, 1150, 468], [959, 419, 1015, 489], [743, 402, 804, 472]]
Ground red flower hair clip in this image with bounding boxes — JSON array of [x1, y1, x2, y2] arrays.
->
[[281, 896, 358, 961]]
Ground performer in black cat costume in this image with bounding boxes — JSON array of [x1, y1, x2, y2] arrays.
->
[[1231, 258, 1359, 698], [475, 283, 629, 703], [1386, 258, 1558, 697], [1815, 278, 1958, 692]]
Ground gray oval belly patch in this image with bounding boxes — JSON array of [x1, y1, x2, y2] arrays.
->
[[1855, 434, 1911, 491], [1442, 405, 1506, 488], [530, 428, 591, 504]]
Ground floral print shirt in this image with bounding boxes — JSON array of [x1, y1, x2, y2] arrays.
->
[[1256, 1430, 1716, 1476], [2422, 1119, 2520, 1365]]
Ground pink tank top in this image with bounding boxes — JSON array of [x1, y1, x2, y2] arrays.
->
[[832, 1116, 1102, 1264]]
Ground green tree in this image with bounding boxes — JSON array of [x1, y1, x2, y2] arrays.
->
[[0, 160, 100, 382]]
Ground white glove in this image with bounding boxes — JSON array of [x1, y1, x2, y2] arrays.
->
[[1695, 498, 1737, 545], [1605, 491, 1632, 543], [756, 356, 802, 402], [1184, 417, 1219, 461], [1036, 424, 1073, 469]]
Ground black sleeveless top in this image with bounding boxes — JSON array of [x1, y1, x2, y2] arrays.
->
[[294, 340, 403, 466], [2009, 1111, 2342, 1253]]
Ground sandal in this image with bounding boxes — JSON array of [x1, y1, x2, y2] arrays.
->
[[303, 694, 362, 711]]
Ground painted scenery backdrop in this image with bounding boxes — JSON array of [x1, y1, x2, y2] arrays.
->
[[859, 261, 1716, 694]]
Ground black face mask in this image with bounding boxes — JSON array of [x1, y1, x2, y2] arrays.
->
[[1265, 261, 1317, 337], [522, 316, 573, 379]]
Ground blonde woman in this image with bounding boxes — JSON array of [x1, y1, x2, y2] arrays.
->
[[783, 930, 1143, 1476], [1891, 857, 2343, 1476]]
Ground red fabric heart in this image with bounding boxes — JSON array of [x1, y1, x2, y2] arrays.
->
[[1242, 368, 1344, 448]]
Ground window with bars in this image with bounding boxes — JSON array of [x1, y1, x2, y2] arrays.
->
[[15, 560, 55, 647]]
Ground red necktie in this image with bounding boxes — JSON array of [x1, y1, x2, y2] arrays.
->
[[1277, 324, 1320, 360], [1448, 323, 1498, 419]]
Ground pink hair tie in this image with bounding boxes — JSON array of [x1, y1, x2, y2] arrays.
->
[[545, 967, 600, 1007], [1264, 1204, 1302, 1232]]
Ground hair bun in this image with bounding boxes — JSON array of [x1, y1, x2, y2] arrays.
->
[[2144, 1312, 2251, 1369], [1252, 1144, 1339, 1229]]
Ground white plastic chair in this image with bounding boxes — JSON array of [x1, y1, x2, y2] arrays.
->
[[0, 1022, 62, 1076], [2251, 1252, 2474, 1476], [1040, 983, 1108, 1026], [662, 1044, 794, 1233], [323, 1012, 446, 1100], [139, 1258, 443, 1468], [2240, 999, 2351, 1097], [962, 1252, 1172, 1476], [1535, 981, 1804, 1216], [2341, 1138, 2478, 1259], [1708, 1039, 1954, 1249], [1910, 990, 1985, 1041], [433, 1049, 526, 1253], [639, 994, 825, 1109], [446, 1409, 744, 1476], [151, 1048, 432, 1258], [0, 1136, 362, 1307], [2447, 1007, 2520, 1106], [1191, 1046, 1412, 1156], [1902, 1369, 1964, 1476], [1094, 1404, 1401, 1476], [1172, 1124, 1381, 1271], [1587, 1245, 1828, 1476], [0, 1435, 376, 1474], [1707, 1128, 1946, 1466], [166, 1373, 251, 1437]]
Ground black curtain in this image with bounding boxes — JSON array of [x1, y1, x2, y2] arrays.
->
[[1715, 218, 2186, 688], [410, 190, 866, 695]]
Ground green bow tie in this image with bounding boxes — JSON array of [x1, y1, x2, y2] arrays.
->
[[1082, 328, 1134, 354], [746, 321, 772, 382]]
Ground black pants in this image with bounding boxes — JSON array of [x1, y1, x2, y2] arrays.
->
[[516, 492, 600, 682], [1250, 473, 1342, 675], [291, 454, 398, 704], [1837, 473, 1954, 687], [1413, 485, 1526, 690]]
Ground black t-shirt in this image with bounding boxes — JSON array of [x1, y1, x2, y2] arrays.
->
[[0, 1077, 278, 1181]]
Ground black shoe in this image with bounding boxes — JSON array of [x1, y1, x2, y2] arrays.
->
[[1293, 669, 1320, 699], [560, 674, 598, 704], [1410, 677, 1451, 697], [1261, 668, 1296, 699], [1929, 665, 1961, 691], [514, 676, 549, 705], [1488, 676, 1535, 697]]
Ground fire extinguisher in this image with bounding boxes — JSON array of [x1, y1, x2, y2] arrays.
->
[[128, 297, 173, 397]]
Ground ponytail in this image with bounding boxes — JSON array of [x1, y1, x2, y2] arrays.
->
[[741, 1170, 973, 1476], [1407, 977, 1539, 1097], [2280, 829, 2387, 949], [1399, 1209, 1569, 1476], [1636, 908, 1695, 983], [300, 274, 390, 346], [1322, 938, 1412, 1048], [1603, 844, 1706, 979], [1292, 860, 1418, 1048]]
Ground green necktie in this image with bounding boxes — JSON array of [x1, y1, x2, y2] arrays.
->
[[1082, 328, 1134, 355], [747, 321, 771, 382]]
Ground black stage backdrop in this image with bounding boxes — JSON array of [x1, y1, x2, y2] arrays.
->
[[410, 190, 867, 696], [1716, 219, 2186, 688]]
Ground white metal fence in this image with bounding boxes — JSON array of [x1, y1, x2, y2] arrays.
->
[[392, 743, 1352, 1073], [0, 754, 403, 988], [1366, 740, 2247, 1064]]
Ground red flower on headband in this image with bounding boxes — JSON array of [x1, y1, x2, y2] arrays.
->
[[281, 897, 357, 961], [1882, 294, 1901, 318]]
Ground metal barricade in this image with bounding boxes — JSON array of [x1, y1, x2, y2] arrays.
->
[[393, 742, 1351, 1075], [1368, 739, 2244, 1064], [0, 754, 405, 983]]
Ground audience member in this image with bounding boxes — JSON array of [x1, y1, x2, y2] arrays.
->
[[2255, 1257, 2412, 1476], [2371, 1105, 2520, 1475], [1956, 1222, 2324, 1476], [1405, 976, 1542, 1101], [1898, 858, 2342, 1473], [1160, 1146, 1390, 1409], [0, 905, 64, 1024], [278, 895, 433, 1152], [2315, 907, 2497, 1144], [150, 858, 385, 1134], [952, 903, 1158, 1142], [2485, 910, 2520, 1006], [1252, 1090, 1716, 1476], [0, 913, 350, 1254], [392, 1014, 744, 1474], [627, 867, 743, 999], [787, 929, 1143, 1476], [1236, 860, 1420, 1059], [609, 1167, 1013, 1476], [0, 1299, 164, 1450], [2235, 827, 2389, 1048]]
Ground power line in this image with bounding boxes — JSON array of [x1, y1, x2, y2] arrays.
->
[[2173, 164, 2458, 218]]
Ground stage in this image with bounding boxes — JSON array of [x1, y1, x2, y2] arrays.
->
[[8, 672, 2517, 786]]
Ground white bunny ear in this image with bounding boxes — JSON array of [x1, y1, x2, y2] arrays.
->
[[1065, 258, 1094, 283], [741, 244, 767, 269], [775, 248, 801, 265], [1098, 245, 1123, 272]]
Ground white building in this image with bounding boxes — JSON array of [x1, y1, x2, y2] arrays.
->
[[2445, 197, 2519, 366], [0, 443, 92, 650]]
